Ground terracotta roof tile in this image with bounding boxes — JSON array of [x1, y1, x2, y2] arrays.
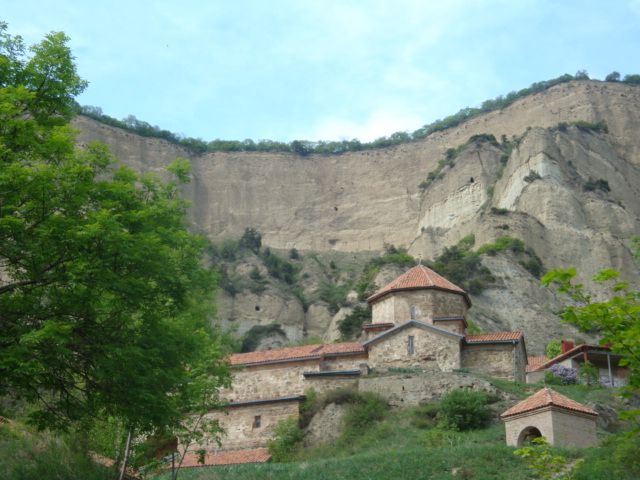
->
[[230, 342, 365, 366], [464, 331, 523, 343], [532, 344, 612, 371], [367, 265, 469, 305], [526, 355, 549, 372], [501, 387, 597, 418], [181, 448, 271, 467]]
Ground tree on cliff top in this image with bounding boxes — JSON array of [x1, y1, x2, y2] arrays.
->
[[0, 22, 230, 434]]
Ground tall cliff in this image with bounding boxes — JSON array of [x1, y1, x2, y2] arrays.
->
[[74, 80, 640, 352]]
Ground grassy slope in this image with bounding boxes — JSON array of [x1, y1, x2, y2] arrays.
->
[[158, 381, 630, 480]]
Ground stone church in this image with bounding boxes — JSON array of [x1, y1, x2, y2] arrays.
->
[[187, 265, 527, 466]]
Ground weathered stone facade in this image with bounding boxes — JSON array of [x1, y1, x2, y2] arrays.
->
[[198, 399, 301, 451], [366, 323, 461, 371], [462, 341, 527, 382], [371, 289, 468, 326], [503, 408, 598, 448]]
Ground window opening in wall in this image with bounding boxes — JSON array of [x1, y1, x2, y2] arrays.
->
[[408, 335, 415, 355], [253, 415, 261, 428], [410, 305, 417, 320]]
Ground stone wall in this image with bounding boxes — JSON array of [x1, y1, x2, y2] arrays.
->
[[224, 360, 318, 401], [197, 400, 300, 451], [514, 342, 527, 383], [433, 319, 466, 335], [504, 407, 598, 447], [321, 354, 368, 371], [462, 343, 520, 381], [367, 325, 461, 371], [358, 371, 498, 407], [371, 290, 467, 326], [304, 375, 359, 395]]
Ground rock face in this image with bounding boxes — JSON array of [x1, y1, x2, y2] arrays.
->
[[74, 80, 640, 352]]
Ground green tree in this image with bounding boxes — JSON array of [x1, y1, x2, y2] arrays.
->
[[546, 339, 562, 359], [0, 21, 230, 440], [543, 257, 640, 428], [605, 71, 621, 82]]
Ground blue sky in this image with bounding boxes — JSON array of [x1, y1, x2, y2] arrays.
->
[[4, 1, 640, 142]]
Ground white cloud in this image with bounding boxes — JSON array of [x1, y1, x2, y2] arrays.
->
[[303, 109, 425, 142]]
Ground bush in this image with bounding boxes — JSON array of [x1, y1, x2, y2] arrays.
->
[[545, 364, 577, 385], [289, 248, 300, 260], [514, 437, 581, 480], [342, 392, 388, 437], [584, 178, 610, 192], [411, 403, 440, 429], [579, 361, 599, 386], [490, 207, 509, 215], [438, 389, 492, 431], [240, 227, 262, 253], [477, 236, 525, 255], [240, 323, 286, 352], [317, 280, 351, 314], [523, 170, 542, 183], [421, 427, 461, 448], [267, 417, 304, 462], [337, 306, 372, 340], [261, 248, 298, 284], [545, 340, 562, 359]]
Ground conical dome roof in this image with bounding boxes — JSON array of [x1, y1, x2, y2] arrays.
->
[[367, 265, 470, 306]]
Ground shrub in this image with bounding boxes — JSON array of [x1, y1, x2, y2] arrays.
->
[[239, 227, 262, 253], [411, 403, 440, 429], [261, 248, 297, 284], [267, 417, 304, 462], [545, 340, 562, 359], [523, 170, 542, 183], [240, 323, 286, 352], [438, 389, 492, 431], [546, 364, 577, 385], [583, 178, 610, 192], [289, 248, 300, 260], [299, 388, 320, 428], [579, 361, 599, 386], [477, 236, 525, 255], [490, 207, 509, 215], [342, 392, 388, 437], [338, 306, 372, 340], [514, 437, 581, 480], [520, 257, 544, 278], [317, 280, 351, 314], [421, 427, 462, 448]]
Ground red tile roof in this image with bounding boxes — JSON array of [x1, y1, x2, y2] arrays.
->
[[532, 344, 612, 372], [526, 355, 549, 372], [464, 331, 523, 343], [501, 387, 598, 418], [367, 265, 470, 305], [181, 448, 271, 467], [230, 342, 365, 366]]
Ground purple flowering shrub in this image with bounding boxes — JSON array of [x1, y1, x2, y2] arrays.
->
[[545, 364, 578, 385]]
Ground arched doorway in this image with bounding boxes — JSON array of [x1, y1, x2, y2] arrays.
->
[[517, 426, 542, 446]]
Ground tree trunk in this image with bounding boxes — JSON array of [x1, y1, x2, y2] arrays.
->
[[118, 427, 133, 480]]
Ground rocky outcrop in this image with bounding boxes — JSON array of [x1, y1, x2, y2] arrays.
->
[[74, 81, 640, 352]]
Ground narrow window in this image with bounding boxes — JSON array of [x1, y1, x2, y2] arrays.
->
[[408, 335, 415, 355], [410, 305, 417, 320], [253, 415, 261, 428]]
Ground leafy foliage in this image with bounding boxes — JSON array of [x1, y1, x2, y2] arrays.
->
[[239, 227, 262, 254], [317, 280, 351, 314], [240, 324, 286, 352], [583, 177, 610, 192], [266, 417, 304, 463], [555, 120, 609, 134], [437, 390, 492, 431], [543, 265, 640, 431], [81, 73, 634, 156], [355, 246, 415, 300], [523, 170, 542, 183], [546, 339, 562, 359], [0, 23, 231, 433], [514, 437, 582, 480], [545, 365, 578, 385], [338, 306, 372, 340]]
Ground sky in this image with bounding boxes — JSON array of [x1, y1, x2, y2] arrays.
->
[[4, 1, 640, 142]]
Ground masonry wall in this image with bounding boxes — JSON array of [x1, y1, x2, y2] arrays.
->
[[504, 409, 554, 446], [197, 401, 300, 451], [321, 354, 368, 371], [304, 376, 360, 395], [514, 342, 527, 383], [433, 320, 466, 335], [461, 343, 518, 381], [371, 290, 468, 325], [550, 409, 598, 447], [366, 326, 461, 371], [224, 360, 318, 401]]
